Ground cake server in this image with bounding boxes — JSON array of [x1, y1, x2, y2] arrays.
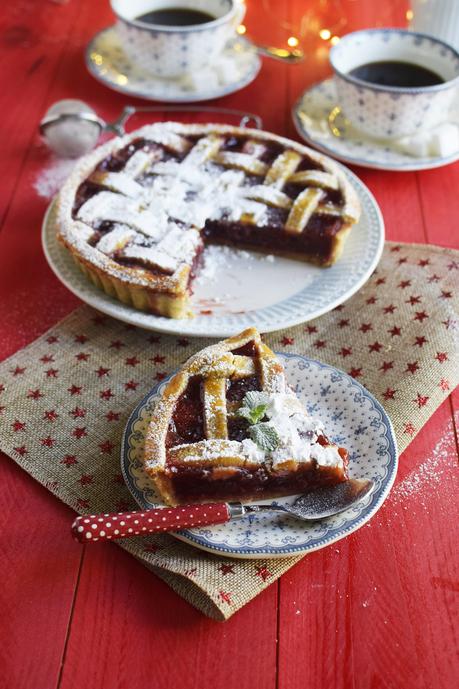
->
[[71, 479, 374, 544]]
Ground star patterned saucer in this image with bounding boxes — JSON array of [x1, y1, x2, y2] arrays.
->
[[121, 353, 398, 559], [292, 78, 459, 171], [86, 26, 261, 103]]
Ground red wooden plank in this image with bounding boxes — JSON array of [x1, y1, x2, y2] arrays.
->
[[277, 400, 459, 689], [58, 543, 278, 689], [0, 456, 82, 689], [0, 0, 81, 230]]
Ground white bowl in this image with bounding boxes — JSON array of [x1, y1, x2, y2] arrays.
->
[[330, 28, 459, 140], [110, 0, 245, 78]]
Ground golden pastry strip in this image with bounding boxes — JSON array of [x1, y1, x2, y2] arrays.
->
[[203, 377, 228, 440], [214, 151, 269, 176], [285, 188, 324, 234], [264, 150, 302, 189], [288, 169, 339, 189]]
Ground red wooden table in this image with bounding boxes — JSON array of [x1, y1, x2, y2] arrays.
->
[[1, 2, 458, 688]]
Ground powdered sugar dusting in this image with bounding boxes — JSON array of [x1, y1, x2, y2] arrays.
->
[[34, 158, 76, 199], [390, 426, 455, 506]]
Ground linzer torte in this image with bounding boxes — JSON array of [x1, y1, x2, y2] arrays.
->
[[57, 123, 361, 318], [144, 327, 349, 506]]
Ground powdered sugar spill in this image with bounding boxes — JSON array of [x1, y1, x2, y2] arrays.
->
[[390, 428, 455, 505], [34, 158, 76, 199]]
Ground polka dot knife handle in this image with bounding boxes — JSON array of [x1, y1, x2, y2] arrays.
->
[[71, 503, 231, 543]]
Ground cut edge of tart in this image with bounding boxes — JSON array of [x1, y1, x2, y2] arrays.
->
[[143, 327, 349, 506], [57, 122, 361, 319]]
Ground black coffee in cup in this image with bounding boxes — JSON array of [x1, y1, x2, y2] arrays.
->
[[136, 7, 216, 26], [348, 61, 444, 88]]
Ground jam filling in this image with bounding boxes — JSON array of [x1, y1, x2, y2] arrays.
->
[[165, 376, 205, 447], [226, 374, 261, 402], [167, 461, 348, 504], [72, 134, 346, 276]]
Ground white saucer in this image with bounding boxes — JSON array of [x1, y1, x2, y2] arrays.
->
[[86, 26, 261, 103], [292, 78, 459, 171]]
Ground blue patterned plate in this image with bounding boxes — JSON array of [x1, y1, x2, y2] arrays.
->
[[121, 353, 398, 559]]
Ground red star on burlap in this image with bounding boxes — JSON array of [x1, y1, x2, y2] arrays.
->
[[74, 334, 88, 344], [427, 274, 441, 283], [148, 335, 161, 344], [95, 367, 110, 378], [379, 361, 393, 373], [414, 311, 429, 322], [99, 440, 114, 454], [61, 455, 78, 467], [14, 446, 28, 456], [125, 356, 140, 367], [348, 367, 363, 378], [11, 366, 26, 376], [40, 436, 55, 447], [45, 368, 59, 378], [281, 337, 294, 346], [70, 406, 86, 418], [418, 259, 430, 267], [219, 564, 235, 575], [398, 280, 411, 289], [68, 385, 82, 396], [218, 591, 232, 604], [406, 295, 421, 305], [414, 336, 427, 347], [404, 423, 416, 436], [72, 427, 87, 439], [366, 296, 377, 305], [405, 362, 420, 374], [439, 378, 450, 391], [75, 352, 90, 361], [339, 347, 352, 358], [79, 474, 93, 486], [383, 388, 397, 400], [43, 410, 58, 422], [77, 498, 90, 509], [435, 352, 448, 363], [106, 411, 120, 422], [314, 339, 326, 349], [178, 338, 190, 347], [125, 380, 139, 391], [359, 323, 373, 333], [388, 326, 402, 337], [12, 420, 26, 432], [151, 355, 166, 364], [100, 389, 114, 400], [414, 393, 429, 408], [40, 355, 54, 364], [46, 336, 59, 344], [27, 389, 43, 400], [255, 565, 272, 582], [155, 372, 167, 382], [305, 325, 317, 334], [338, 319, 349, 328], [383, 304, 396, 314], [109, 340, 125, 350], [368, 341, 383, 353], [439, 290, 452, 299]]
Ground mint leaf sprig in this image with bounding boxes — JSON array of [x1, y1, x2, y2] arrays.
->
[[236, 391, 279, 451]]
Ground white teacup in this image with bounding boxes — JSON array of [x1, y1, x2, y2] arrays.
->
[[330, 29, 459, 140], [111, 0, 245, 79]]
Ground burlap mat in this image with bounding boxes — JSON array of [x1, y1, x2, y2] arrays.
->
[[1, 242, 458, 620]]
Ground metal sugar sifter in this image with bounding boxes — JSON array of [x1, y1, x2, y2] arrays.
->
[[39, 99, 263, 158]]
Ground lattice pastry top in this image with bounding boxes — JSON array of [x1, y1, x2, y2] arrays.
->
[[57, 123, 361, 317], [144, 328, 347, 505]]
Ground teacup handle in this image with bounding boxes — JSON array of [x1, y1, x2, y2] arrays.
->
[[105, 105, 263, 136], [231, 0, 246, 29]]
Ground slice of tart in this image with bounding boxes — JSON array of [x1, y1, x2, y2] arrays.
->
[[144, 328, 349, 506], [57, 122, 361, 318]]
